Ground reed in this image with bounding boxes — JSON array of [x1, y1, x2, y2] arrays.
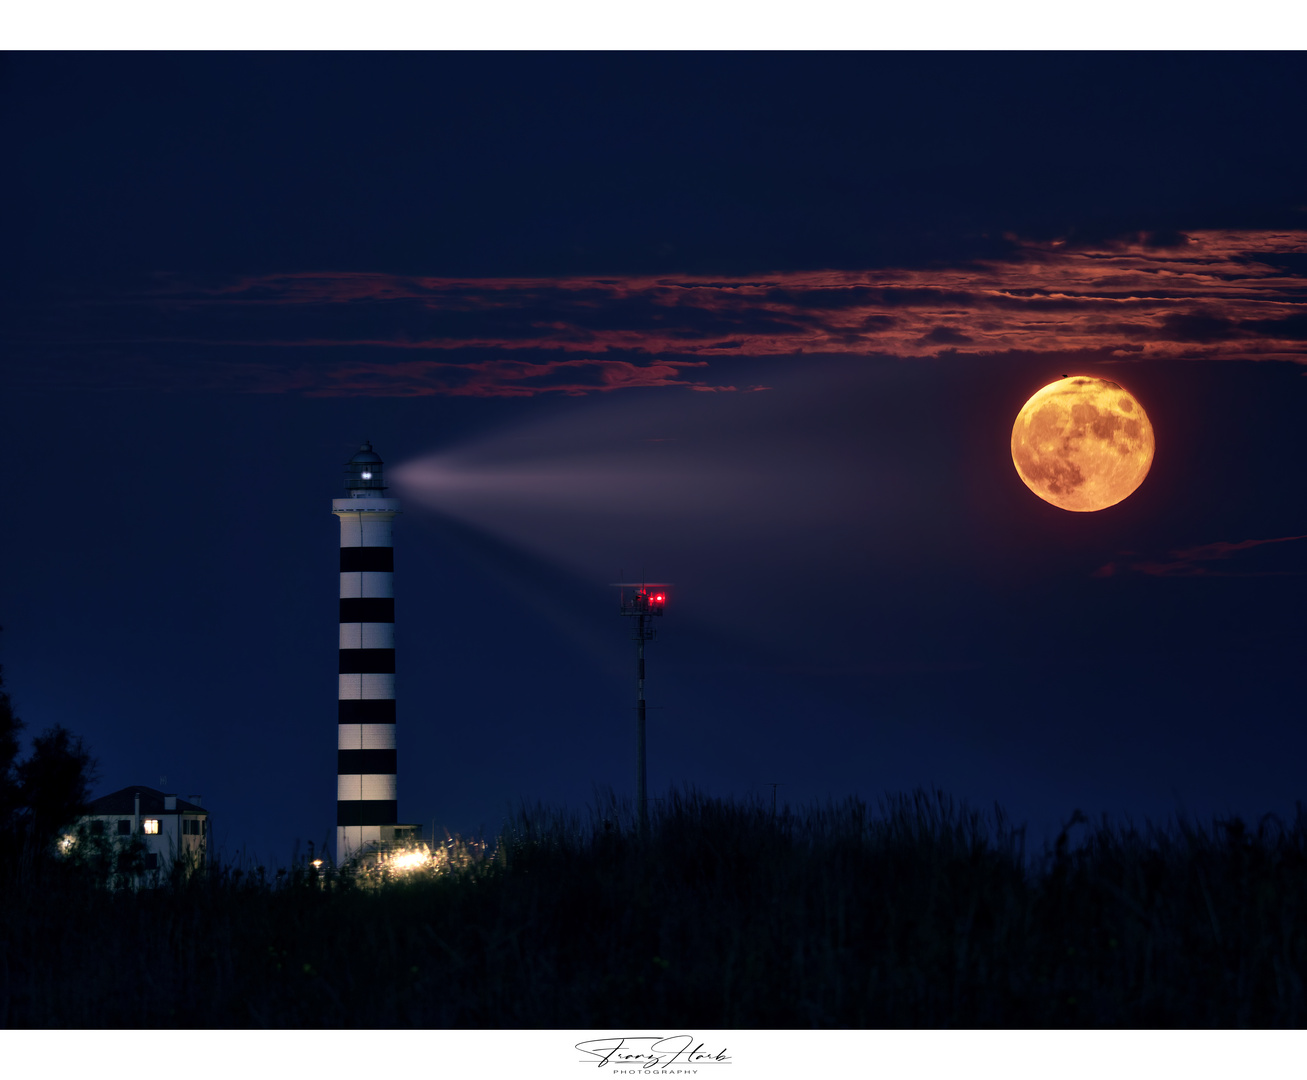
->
[[2, 787, 1305, 1027]]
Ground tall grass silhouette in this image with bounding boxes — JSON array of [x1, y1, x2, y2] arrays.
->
[[2, 787, 1305, 1027]]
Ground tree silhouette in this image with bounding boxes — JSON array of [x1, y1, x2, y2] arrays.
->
[[0, 647, 99, 865], [0, 659, 26, 842], [17, 725, 98, 854]]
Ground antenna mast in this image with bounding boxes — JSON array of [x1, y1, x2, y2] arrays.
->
[[615, 583, 668, 835]]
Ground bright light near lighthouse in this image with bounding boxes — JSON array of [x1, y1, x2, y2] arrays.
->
[[361, 471, 372, 479], [376, 844, 434, 874], [350, 837, 488, 886], [390, 850, 430, 871]]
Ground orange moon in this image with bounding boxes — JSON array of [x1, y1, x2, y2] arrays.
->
[[1010, 376, 1155, 512]]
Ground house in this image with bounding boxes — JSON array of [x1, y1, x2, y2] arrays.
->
[[80, 786, 209, 875]]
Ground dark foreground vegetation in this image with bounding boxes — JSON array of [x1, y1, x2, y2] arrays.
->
[[5, 786, 1307, 1027], [4, 649, 1306, 1027]]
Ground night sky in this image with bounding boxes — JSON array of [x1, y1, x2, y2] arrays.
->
[[4, 51, 1307, 867]]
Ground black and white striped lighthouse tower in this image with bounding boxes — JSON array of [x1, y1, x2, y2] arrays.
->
[[335, 442, 400, 862]]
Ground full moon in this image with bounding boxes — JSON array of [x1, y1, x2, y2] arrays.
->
[[1010, 376, 1155, 512]]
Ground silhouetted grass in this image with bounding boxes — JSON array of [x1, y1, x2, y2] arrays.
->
[[2, 788, 1306, 1027]]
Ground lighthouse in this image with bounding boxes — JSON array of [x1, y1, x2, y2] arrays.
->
[[334, 442, 400, 862]]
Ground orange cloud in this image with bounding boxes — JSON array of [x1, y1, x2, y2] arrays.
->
[[271, 357, 727, 398], [160, 230, 1307, 363], [16, 229, 1307, 396]]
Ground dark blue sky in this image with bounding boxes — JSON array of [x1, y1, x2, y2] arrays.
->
[[3, 51, 1307, 865]]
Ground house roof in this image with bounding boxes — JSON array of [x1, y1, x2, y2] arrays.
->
[[84, 786, 208, 817]]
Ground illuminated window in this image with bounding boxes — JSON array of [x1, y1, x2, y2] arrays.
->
[[143, 819, 160, 835]]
